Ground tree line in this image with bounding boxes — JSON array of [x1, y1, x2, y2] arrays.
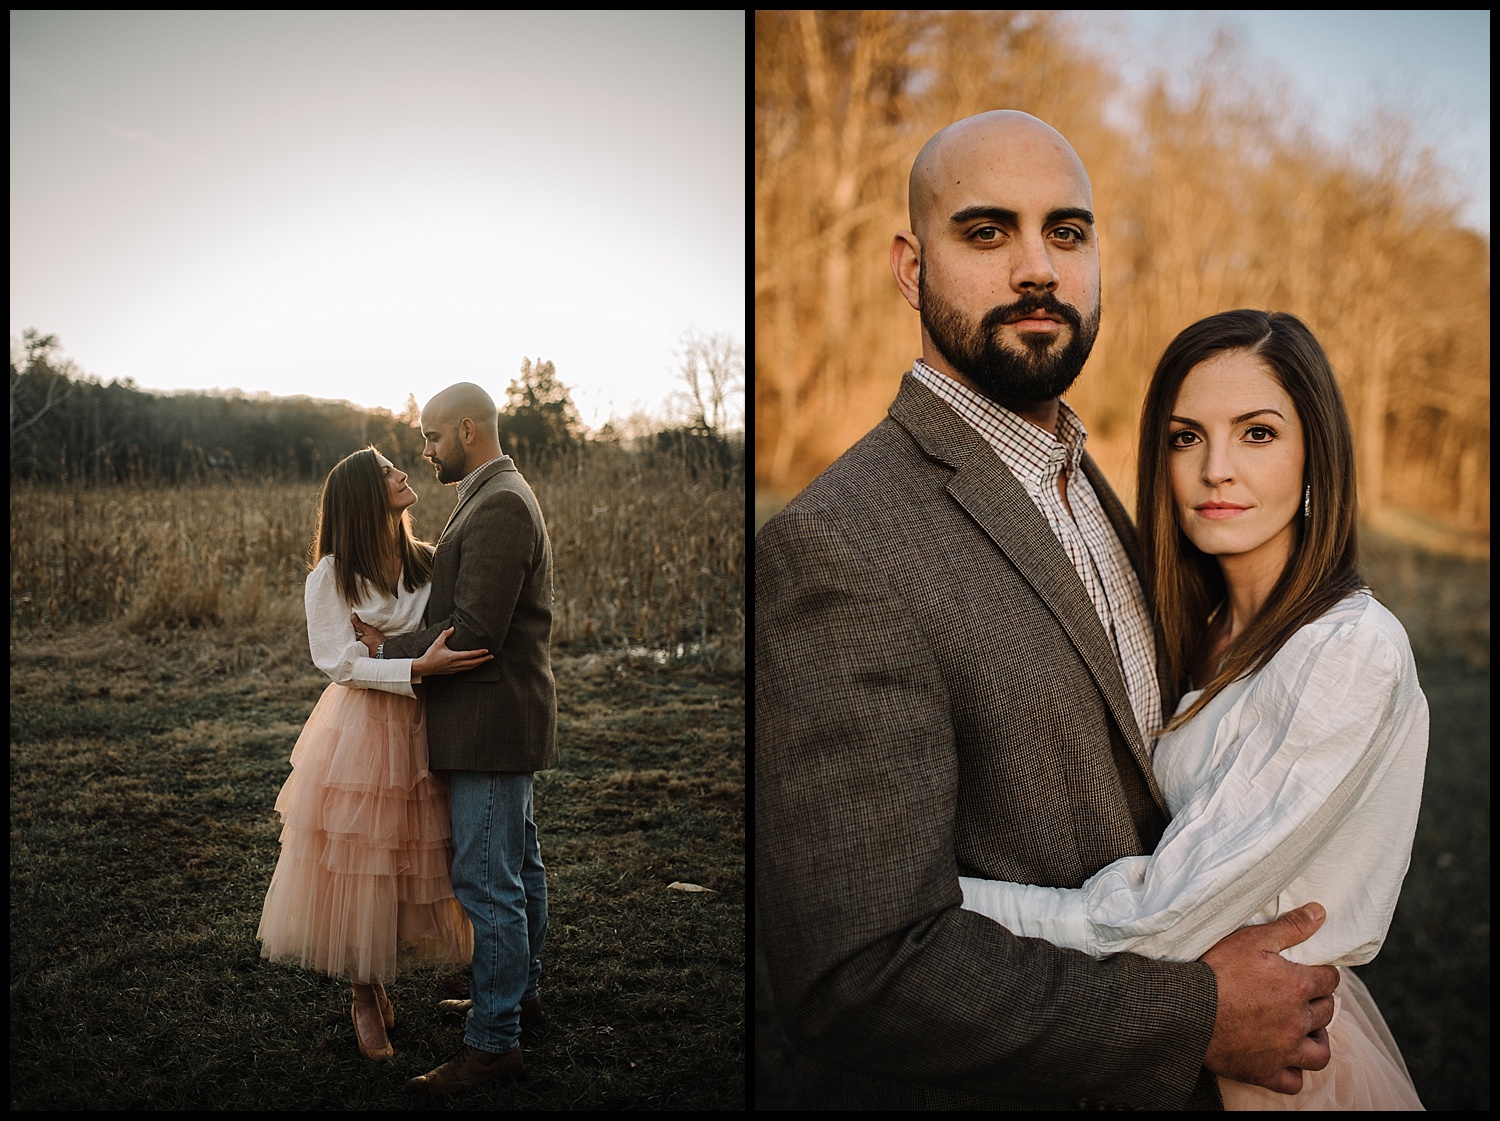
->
[[755, 11, 1489, 541], [9, 329, 744, 485]]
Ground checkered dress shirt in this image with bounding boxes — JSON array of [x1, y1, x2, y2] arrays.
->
[[457, 457, 503, 503], [912, 360, 1162, 742]]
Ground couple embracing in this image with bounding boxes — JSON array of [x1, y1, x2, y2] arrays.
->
[[756, 112, 1428, 1110], [256, 382, 554, 1094]]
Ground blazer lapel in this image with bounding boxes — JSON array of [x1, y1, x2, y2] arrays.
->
[[891, 376, 1162, 802], [440, 457, 515, 537]]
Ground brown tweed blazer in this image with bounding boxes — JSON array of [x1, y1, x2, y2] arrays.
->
[[382, 457, 557, 773], [755, 374, 1223, 1110]]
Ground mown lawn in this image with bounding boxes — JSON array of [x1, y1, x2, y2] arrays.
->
[[10, 628, 745, 1111]]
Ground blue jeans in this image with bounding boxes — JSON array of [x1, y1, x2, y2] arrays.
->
[[447, 770, 547, 1055]]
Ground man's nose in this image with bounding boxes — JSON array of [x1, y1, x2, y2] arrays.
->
[[1012, 234, 1059, 292]]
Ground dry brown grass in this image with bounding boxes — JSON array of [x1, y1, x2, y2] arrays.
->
[[10, 446, 744, 654]]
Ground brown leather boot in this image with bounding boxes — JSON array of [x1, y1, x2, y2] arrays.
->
[[404, 1044, 523, 1093]]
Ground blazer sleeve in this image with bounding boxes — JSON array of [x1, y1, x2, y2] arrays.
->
[[754, 505, 1218, 1110], [305, 562, 418, 696], [957, 610, 1429, 967]]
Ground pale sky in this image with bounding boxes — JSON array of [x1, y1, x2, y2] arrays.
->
[[10, 10, 745, 429], [1069, 9, 1490, 236]]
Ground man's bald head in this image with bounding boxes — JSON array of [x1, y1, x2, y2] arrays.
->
[[424, 382, 499, 436], [890, 109, 1101, 426], [419, 381, 503, 483], [907, 110, 1092, 243]]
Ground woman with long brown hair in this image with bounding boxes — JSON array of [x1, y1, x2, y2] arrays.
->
[[959, 310, 1428, 1109], [257, 446, 489, 1062]]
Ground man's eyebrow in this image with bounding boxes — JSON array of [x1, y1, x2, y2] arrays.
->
[[1171, 408, 1287, 427], [948, 205, 1095, 228]]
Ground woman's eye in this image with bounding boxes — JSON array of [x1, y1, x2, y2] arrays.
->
[[1169, 430, 1197, 448], [1245, 426, 1277, 442]]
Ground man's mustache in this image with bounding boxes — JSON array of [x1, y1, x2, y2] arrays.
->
[[980, 294, 1083, 334]]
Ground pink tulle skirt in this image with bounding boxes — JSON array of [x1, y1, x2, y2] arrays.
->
[[257, 682, 473, 982], [1217, 967, 1424, 1110]]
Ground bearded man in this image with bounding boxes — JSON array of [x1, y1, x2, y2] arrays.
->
[[754, 111, 1339, 1110]]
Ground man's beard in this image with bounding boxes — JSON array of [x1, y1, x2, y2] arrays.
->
[[433, 449, 468, 484], [920, 270, 1100, 408]]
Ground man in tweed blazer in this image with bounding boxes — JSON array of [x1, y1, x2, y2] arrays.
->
[[359, 381, 555, 1092], [755, 111, 1338, 1110]]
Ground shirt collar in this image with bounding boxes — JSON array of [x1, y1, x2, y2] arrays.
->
[[456, 456, 503, 502], [911, 359, 1088, 487]]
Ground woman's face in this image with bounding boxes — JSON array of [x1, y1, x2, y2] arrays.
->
[[376, 453, 418, 513], [1167, 350, 1306, 571]]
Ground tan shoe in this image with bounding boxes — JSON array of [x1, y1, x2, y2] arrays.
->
[[373, 983, 395, 1030], [350, 998, 394, 1062], [404, 1044, 523, 1093]]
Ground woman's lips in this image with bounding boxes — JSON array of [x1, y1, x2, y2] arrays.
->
[[1196, 504, 1249, 520]]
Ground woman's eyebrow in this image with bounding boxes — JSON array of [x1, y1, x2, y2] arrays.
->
[[1171, 408, 1286, 427]]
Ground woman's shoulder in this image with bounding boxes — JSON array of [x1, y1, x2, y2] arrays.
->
[[1300, 589, 1412, 652], [306, 554, 337, 586], [1260, 590, 1418, 697]]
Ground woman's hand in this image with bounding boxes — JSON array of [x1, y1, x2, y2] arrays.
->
[[412, 627, 494, 676]]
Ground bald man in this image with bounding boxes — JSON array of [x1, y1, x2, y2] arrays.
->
[[755, 112, 1338, 1110], [356, 381, 556, 1093]]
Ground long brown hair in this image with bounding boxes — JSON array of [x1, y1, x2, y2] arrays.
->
[[1137, 310, 1362, 731], [309, 447, 434, 604]]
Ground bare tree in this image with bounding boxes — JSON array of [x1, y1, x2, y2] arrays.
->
[[755, 11, 1488, 539], [673, 330, 744, 436], [10, 329, 74, 444]]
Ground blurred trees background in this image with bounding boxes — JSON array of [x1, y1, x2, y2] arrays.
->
[[10, 329, 428, 483], [498, 357, 585, 465], [9, 336, 744, 484], [754, 10, 1489, 548]]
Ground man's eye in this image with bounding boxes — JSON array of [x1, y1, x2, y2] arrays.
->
[[973, 226, 1001, 241], [1052, 227, 1082, 243]]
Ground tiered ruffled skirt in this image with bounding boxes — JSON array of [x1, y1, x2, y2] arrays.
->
[[257, 682, 473, 982], [1217, 966, 1424, 1110]]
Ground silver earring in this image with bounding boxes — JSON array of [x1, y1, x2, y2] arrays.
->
[[1303, 485, 1311, 518]]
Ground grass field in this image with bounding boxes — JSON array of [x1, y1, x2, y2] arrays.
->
[[10, 626, 744, 1110], [11, 447, 743, 652], [10, 458, 745, 1110], [752, 499, 1489, 1111]]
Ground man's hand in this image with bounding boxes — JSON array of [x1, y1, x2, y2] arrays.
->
[[1201, 902, 1340, 1095], [350, 613, 386, 657]]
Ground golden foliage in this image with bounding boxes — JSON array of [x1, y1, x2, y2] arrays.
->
[[10, 448, 744, 652], [755, 11, 1489, 543]]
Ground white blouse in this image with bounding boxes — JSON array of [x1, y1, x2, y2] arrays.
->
[[304, 554, 430, 697], [960, 591, 1429, 966]]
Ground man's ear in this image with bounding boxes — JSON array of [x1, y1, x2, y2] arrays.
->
[[891, 230, 922, 312]]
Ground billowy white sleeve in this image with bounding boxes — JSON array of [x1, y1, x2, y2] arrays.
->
[[304, 561, 419, 697], [961, 608, 1428, 966]]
